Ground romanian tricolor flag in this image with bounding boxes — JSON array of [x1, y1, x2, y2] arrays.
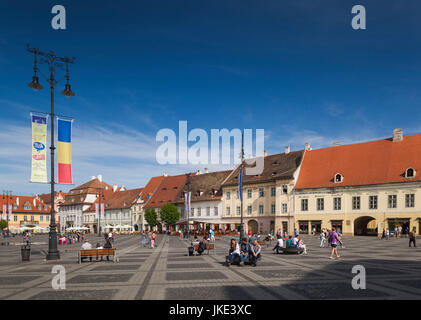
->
[[58, 118, 73, 184]]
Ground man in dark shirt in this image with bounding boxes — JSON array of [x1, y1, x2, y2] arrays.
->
[[409, 231, 417, 247], [239, 238, 250, 265], [249, 239, 261, 267]]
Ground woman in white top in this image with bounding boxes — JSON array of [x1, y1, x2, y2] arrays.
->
[[226, 239, 240, 266]]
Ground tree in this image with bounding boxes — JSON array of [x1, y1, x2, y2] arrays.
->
[[144, 208, 158, 230], [0, 220, 7, 231], [160, 203, 181, 229]]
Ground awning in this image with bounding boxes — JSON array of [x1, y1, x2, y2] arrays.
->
[[189, 219, 239, 225]]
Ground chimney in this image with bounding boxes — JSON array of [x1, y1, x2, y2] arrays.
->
[[16, 197, 19, 206], [305, 142, 311, 151], [97, 174, 103, 182], [284, 146, 290, 154], [204, 168, 209, 173], [197, 170, 202, 175], [91, 176, 96, 180], [264, 150, 268, 157], [113, 184, 118, 192], [33, 198, 36, 206], [393, 128, 403, 142], [333, 141, 342, 146], [163, 172, 168, 177]]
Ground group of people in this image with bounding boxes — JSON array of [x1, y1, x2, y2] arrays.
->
[[381, 228, 417, 247], [140, 231, 157, 248], [272, 234, 307, 254], [226, 238, 261, 267], [58, 232, 86, 245], [80, 234, 113, 262]]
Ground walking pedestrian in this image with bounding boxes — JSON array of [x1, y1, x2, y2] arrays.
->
[[409, 230, 417, 247], [320, 232, 326, 247], [329, 228, 340, 259]]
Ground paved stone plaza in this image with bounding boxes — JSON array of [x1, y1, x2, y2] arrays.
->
[[0, 234, 420, 300]]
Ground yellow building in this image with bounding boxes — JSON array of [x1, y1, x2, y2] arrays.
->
[[1, 195, 52, 233], [294, 129, 421, 236], [222, 149, 305, 235]]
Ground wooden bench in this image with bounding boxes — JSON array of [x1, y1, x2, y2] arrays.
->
[[193, 243, 215, 255], [278, 247, 304, 254], [78, 249, 118, 263]]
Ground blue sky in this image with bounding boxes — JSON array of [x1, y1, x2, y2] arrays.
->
[[1, 0, 421, 194]]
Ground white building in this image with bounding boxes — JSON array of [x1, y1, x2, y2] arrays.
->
[[59, 175, 112, 232]]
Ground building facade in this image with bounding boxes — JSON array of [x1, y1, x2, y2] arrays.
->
[[294, 129, 421, 236], [59, 175, 112, 232], [1, 195, 51, 233], [222, 149, 305, 235]]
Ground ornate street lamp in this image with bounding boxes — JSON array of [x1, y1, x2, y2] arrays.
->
[[26, 44, 75, 260]]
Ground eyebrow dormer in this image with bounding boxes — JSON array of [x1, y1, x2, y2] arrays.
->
[[334, 173, 344, 183], [405, 167, 416, 178]]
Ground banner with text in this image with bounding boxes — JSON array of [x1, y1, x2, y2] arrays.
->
[[30, 114, 48, 183]]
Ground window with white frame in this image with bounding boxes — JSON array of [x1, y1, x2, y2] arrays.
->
[[271, 203, 275, 214], [406, 194, 415, 208], [259, 188, 264, 197], [247, 205, 252, 215], [259, 204, 264, 214], [247, 189, 252, 198], [282, 203, 287, 213], [333, 197, 341, 210]]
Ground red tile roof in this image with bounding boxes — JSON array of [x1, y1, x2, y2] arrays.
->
[[295, 134, 421, 189], [139, 176, 165, 203], [175, 170, 232, 203], [144, 173, 191, 208], [104, 188, 143, 210], [0, 195, 51, 214]]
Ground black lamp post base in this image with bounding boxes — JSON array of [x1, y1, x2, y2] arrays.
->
[[46, 251, 60, 260]]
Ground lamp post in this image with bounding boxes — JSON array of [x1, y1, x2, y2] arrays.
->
[[26, 44, 75, 260], [186, 176, 191, 239], [239, 134, 245, 243], [2, 191, 12, 236], [95, 189, 106, 237]]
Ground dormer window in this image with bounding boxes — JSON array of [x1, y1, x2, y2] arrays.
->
[[405, 168, 416, 178], [334, 173, 344, 183]]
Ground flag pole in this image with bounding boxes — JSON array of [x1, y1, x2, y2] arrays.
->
[[239, 133, 244, 243]]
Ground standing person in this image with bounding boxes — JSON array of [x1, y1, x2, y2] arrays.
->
[[386, 229, 390, 240], [320, 232, 326, 247], [381, 229, 385, 240], [210, 229, 215, 242], [294, 229, 299, 237], [394, 226, 398, 238], [329, 228, 340, 259], [248, 230, 251, 238], [141, 232, 147, 247], [409, 230, 417, 247], [151, 232, 156, 248]]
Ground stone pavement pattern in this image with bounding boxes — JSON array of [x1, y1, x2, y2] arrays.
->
[[0, 234, 421, 300]]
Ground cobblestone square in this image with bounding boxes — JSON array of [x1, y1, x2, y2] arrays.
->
[[1, 234, 421, 300]]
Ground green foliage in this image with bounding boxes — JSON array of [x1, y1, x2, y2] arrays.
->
[[160, 202, 181, 226], [144, 208, 159, 227], [0, 219, 7, 230]]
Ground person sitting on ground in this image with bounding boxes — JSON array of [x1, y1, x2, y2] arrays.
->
[[80, 239, 93, 262], [292, 235, 300, 247], [197, 237, 207, 255], [298, 239, 307, 254], [249, 239, 261, 267], [272, 235, 284, 253], [226, 239, 240, 266], [286, 235, 293, 247], [239, 238, 250, 266]]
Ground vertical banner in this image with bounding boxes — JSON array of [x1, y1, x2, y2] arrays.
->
[[58, 118, 73, 184], [238, 166, 243, 201], [95, 203, 99, 219], [2, 204, 5, 220], [100, 203, 105, 219], [30, 114, 48, 183], [8, 205, 12, 219], [187, 192, 191, 215]]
